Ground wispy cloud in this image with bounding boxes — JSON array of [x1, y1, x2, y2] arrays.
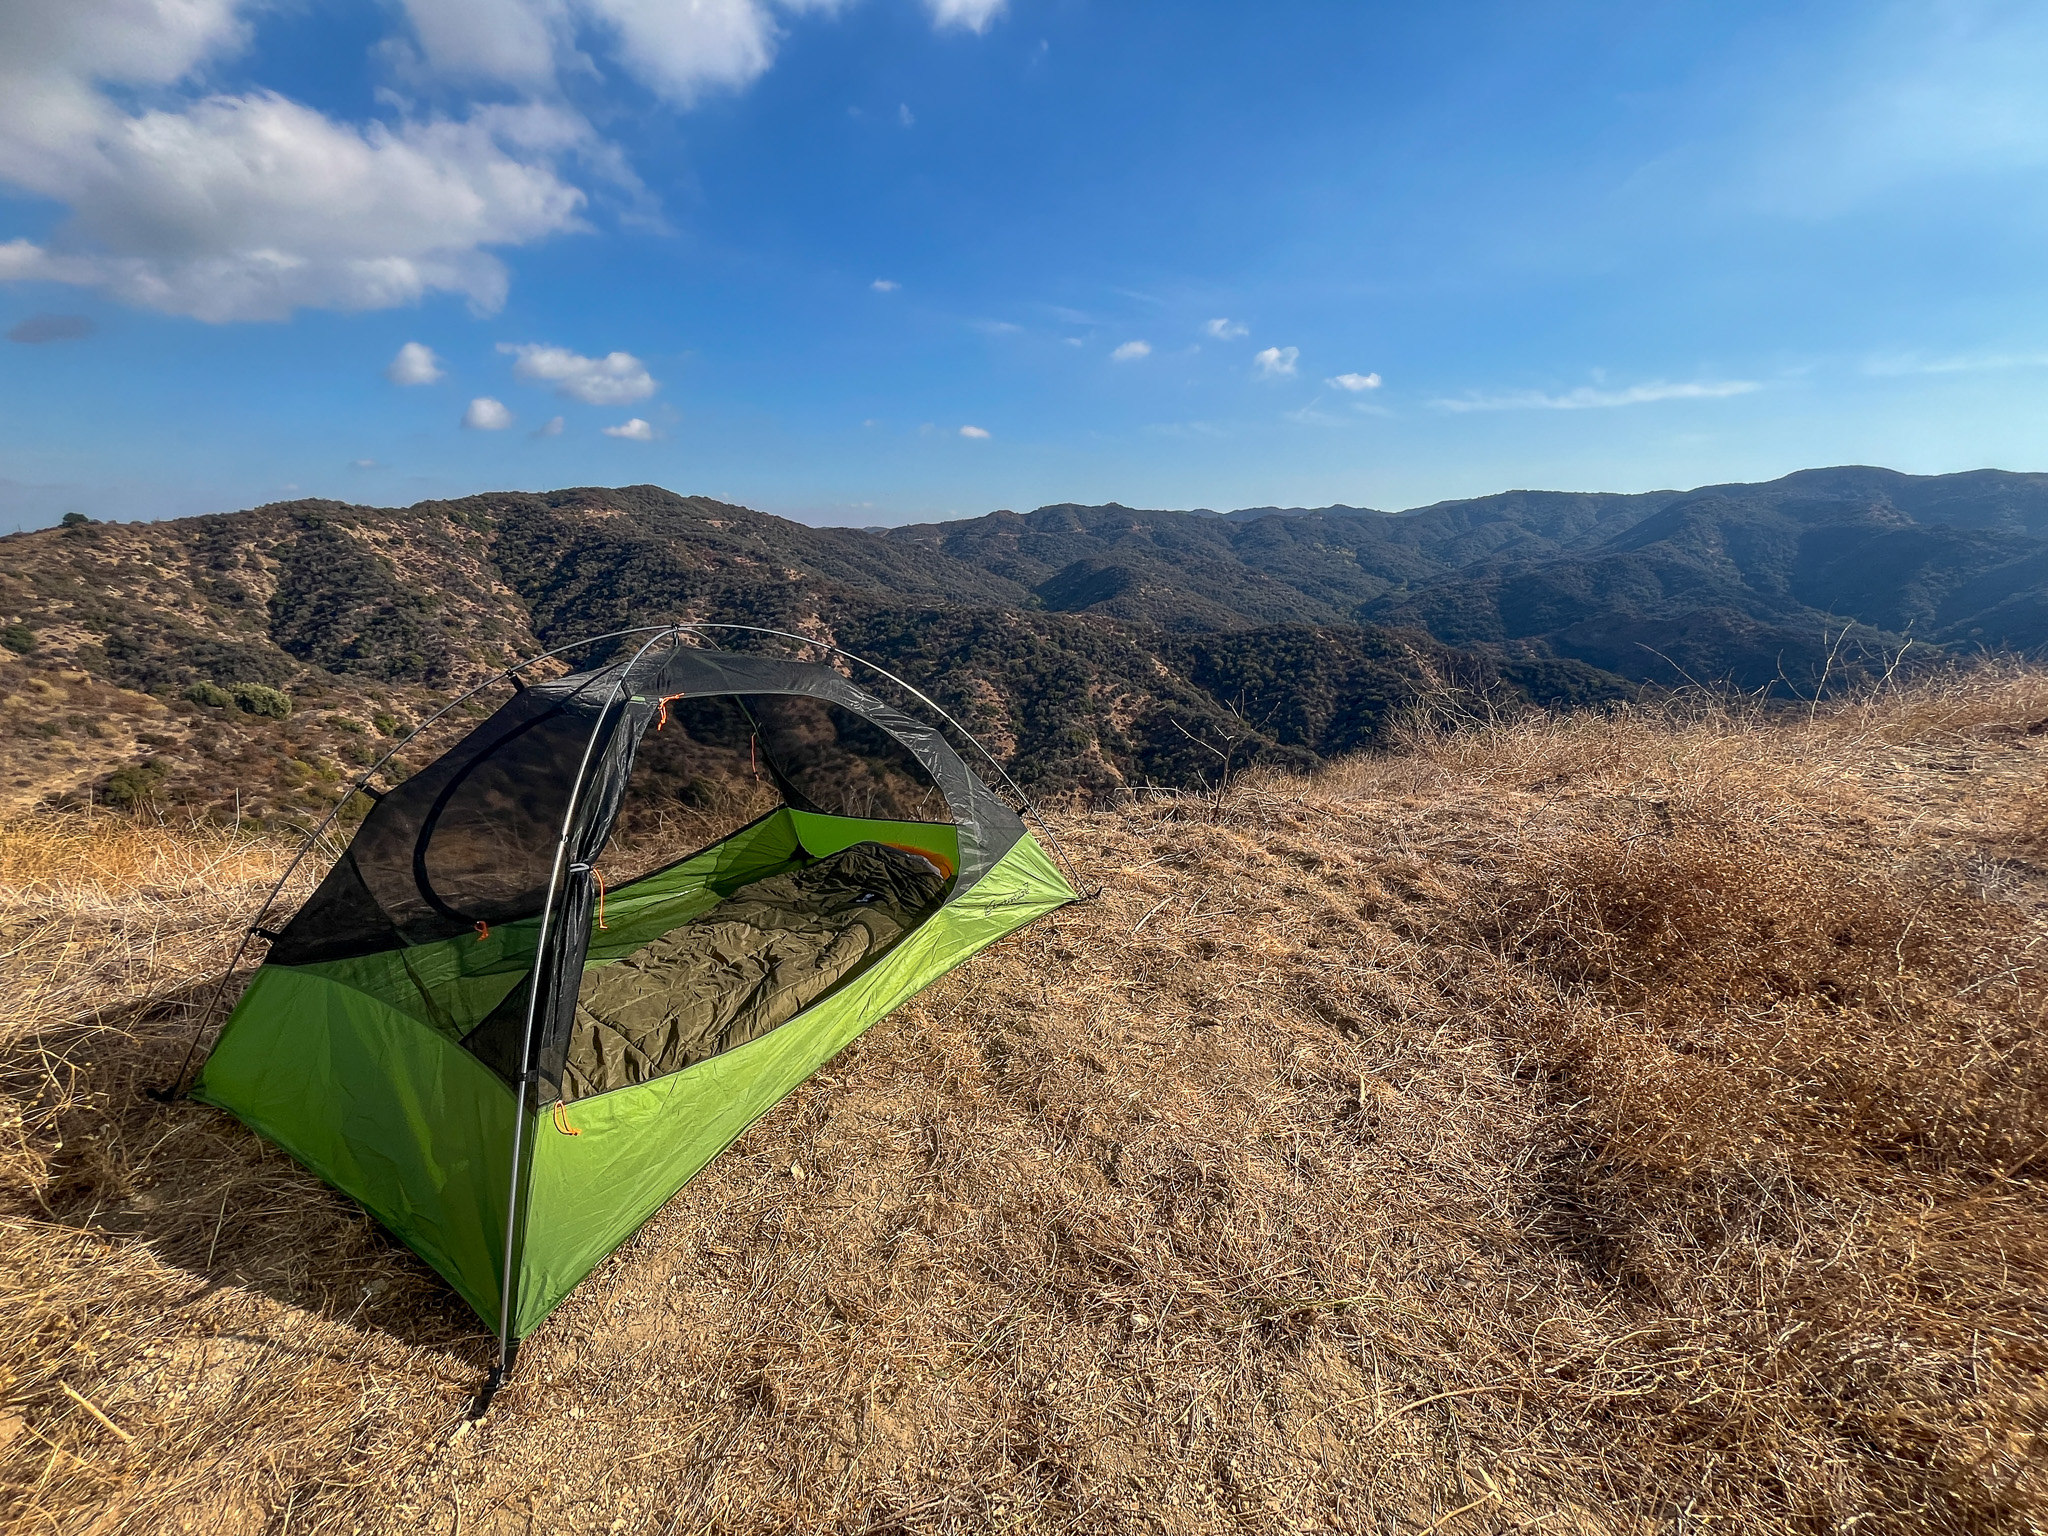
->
[[500, 343, 655, 405], [532, 414, 565, 438], [602, 417, 655, 440], [387, 341, 444, 385], [1327, 371, 1381, 392], [463, 396, 513, 430], [1863, 350, 2048, 377], [898, 103, 915, 127], [1432, 379, 1760, 412], [1204, 318, 1248, 340], [959, 424, 991, 439], [1111, 340, 1151, 361], [970, 319, 1022, 336], [1737, 4, 2048, 218], [871, 278, 900, 292], [7, 313, 94, 344], [1253, 345, 1298, 379], [926, 0, 1006, 34]]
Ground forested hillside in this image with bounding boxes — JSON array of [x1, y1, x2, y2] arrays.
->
[[1, 465, 2043, 823]]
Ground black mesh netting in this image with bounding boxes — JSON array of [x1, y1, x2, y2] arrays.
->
[[267, 643, 1022, 976]]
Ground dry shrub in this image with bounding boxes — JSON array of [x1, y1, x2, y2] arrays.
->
[[1384, 674, 2048, 1531], [1, 666, 2045, 1536], [1473, 778, 2044, 1182]]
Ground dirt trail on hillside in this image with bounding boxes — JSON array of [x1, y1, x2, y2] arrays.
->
[[2, 672, 2044, 1536]]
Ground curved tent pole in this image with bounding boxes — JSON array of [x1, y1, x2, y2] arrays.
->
[[156, 624, 682, 1101], [478, 624, 682, 1415], [671, 622, 1094, 897], [170, 617, 1075, 1409]]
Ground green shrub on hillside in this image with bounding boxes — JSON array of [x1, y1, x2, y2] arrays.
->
[[229, 683, 293, 719], [184, 681, 233, 707], [102, 758, 169, 810], [1, 624, 34, 654]]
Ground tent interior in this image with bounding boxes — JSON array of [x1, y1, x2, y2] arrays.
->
[[299, 691, 971, 1102]]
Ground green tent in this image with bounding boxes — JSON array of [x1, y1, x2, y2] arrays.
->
[[187, 629, 1075, 1404]]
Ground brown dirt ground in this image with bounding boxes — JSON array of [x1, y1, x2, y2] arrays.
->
[[2, 668, 2045, 1535]]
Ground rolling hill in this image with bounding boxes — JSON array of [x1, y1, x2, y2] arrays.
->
[[1, 466, 2043, 822]]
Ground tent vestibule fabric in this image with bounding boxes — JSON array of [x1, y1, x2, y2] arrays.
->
[[192, 639, 1074, 1355]]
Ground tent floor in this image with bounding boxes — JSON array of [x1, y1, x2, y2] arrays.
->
[[559, 842, 949, 1101]]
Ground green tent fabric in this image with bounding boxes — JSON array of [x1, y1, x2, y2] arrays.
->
[[190, 637, 1075, 1382]]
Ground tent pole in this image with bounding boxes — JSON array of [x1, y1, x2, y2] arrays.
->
[[156, 625, 681, 1102], [673, 622, 1095, 897], [475, 625, 681, 1416]]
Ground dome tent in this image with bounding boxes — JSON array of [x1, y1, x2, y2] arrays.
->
[[183, 627, 1077, 1406]]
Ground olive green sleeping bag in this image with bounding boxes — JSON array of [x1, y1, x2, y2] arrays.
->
[[561, 841, 949, 1101]]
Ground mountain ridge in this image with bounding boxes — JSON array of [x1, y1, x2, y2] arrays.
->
[[1, 465, 2043, 822]]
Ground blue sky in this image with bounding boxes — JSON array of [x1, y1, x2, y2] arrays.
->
[[2, 0, 2045, 532]]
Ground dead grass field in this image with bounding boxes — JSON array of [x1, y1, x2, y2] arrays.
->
[[2, 667, 2045, 1535]]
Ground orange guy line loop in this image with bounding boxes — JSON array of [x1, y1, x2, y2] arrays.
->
[[474, 920, 490, 942], [654, 691, 687, 731], [593, 866, 609, 930], [551, 1103, 581, 1136]]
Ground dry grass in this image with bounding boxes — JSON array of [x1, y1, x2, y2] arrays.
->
[[2, 666, 2046, 1534]]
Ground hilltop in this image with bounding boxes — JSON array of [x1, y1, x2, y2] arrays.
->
[[2, 466, 2045, 821], [1, 666, 2042, 1533]]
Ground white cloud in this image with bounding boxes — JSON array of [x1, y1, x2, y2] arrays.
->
[[926, 0, 1006, 34], [499, 342, 656, 405], [581, 0, 779, 104], [898, 103, 915, 128], [602, 416, 655, 439], [1432, 379, 1761, 412], [1063, 336, 1084, 346], [1111, 340, 1151, 361], [398, 0, 809, 103], [0, 0, 894, 323], [395, 0, 569, 90], [958, 424, 990, 439], [464, 396, 514, 429], [350, 458, 379, 469], [387, 341, 445, 385], [0, 1, 594, 322], [1327, 371, 1381, 392], [871, 278, 900, 292], [1204, 318, 1248, 340], [1253, 346, 1299, 379], [532, 414, 565, 437]]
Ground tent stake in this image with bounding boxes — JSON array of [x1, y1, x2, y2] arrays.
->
[[468, 1339, 520, 1420]]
